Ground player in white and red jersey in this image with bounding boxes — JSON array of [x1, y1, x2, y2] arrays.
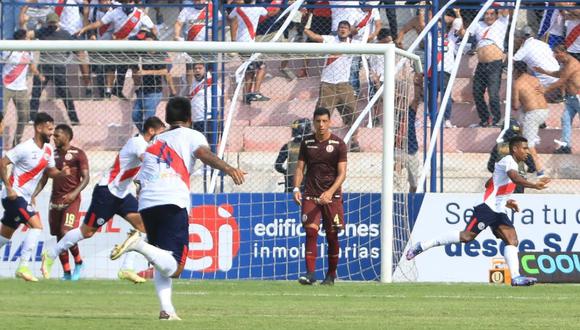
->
[[0, 113, 69, 282], [110, 97, 245, 320], [47, 0, 89, 35], [76, 0, 156, 40], [41, 116, 166, 283], [406, 136, 551, 287]]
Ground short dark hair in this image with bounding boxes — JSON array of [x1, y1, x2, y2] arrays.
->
[[55, 124, 73, 140], [143, 116, 165, 131], [338, 20, 351, 29], [13, 29, 27, 40], [513, 61, 528, 74], [34, 112, 54, 127], [165, 97, 192, 124], [0, 113, 3, 123], [377, 28, 392, 41], [553, 44, 568, 53], [509, 135, 528, 153], [313, 107, 331, 119]]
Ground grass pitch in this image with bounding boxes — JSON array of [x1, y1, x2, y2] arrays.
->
[[0, 279, 578, 329]]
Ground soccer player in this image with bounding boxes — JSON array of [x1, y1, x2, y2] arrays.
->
[[41, 116, 166, 283], [406, 136, 550, 286], [32, 124, 90, 280], [110, 97, 245, 320], [293, 107, 347, 286], [0, 113, 68, 282]]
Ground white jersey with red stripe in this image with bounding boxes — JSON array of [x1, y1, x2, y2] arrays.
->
[[190, 74, 222, 122], [100, 7, 154, 39], [229, 7, 267, 42], [565, 19, 580, 54], [89, 1, 114, 40], [483, 155, 518, 214], [1, 51, 33, 91], [138, 127, 209, 212], [49, 0, 85, 35], [98, 134, 148, 198], [320, 36, 357, 84], [2, 139, 55, 202], [177, 5, 221, 41], [352, 8, 380, 42]]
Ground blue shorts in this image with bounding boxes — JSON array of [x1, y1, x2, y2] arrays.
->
[[84, 185, 138, 228], [1, 197, 37, 229], [140, 205, 189, 272], [465, 203, 513, 237]]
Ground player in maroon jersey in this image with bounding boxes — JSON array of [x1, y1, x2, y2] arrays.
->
[[32, 124, 90, 280], [293, 107, 348, 286]]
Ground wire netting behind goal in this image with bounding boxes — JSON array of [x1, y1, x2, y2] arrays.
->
[[0, 45, 418, 281]]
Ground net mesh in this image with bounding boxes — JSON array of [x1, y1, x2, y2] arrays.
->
[[0, 43, 418, 281]]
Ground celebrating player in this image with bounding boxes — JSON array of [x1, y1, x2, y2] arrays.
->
[[110, 97, 245, 320], [293, 107, 348, 286], [406, 136, 550, 286], [32, 124, 90, 280], [0, 113, 68, 282], [41, 116, 166, 283]]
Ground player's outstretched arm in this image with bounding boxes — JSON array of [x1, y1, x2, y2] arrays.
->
[[195, 146, 245, 185], [507, 170, 550, 190]]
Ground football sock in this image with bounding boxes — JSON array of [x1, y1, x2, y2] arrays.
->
[[154, 269, 175, 314], [133, 240, 177, 277], [420, 231, 461, 251], [20, 228, 41, 267], [59, 251, 71, 273], [0, 234, 9, 249], [70, 244, 82, 264], [305, 227, 318, 273], [50, 228, 84, 259], [504, 245, 521, 278], [120, 251, 137, 270], [326, 230, 339, 277]]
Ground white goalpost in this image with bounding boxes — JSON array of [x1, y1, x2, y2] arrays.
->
[[0, 39, 420, 283]]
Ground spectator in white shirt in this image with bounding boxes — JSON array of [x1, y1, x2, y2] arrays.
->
[[189, 63, 220, 146], [2, 30, 42, 146], [472, 7, 510, 127], [228, 0, 277, 104], [304, 20, 360, 151], [513, 26, 561, 103]]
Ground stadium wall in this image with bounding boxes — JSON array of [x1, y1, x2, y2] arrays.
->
[[1, 191, 579, 282]]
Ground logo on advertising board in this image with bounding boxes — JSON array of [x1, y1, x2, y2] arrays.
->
[[520, 252, 580, 283], [186, 204, 240, 272]]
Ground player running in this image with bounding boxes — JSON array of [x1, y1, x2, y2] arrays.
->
[[41, 116, 166, 283], [110, 97, 245, 320], [0, 113, 68, 282], [32, 124, 90, 280], [406, 136, 550, 286]]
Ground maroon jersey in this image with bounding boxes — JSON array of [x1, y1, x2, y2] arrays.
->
[[298, 134, 347, 197], [51, 146, 89, 204]]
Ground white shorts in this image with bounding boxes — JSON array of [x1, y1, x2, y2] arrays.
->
[[520, 109, 549, 148]]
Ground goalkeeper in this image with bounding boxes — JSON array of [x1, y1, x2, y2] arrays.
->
[[293, 108, 347, 286]]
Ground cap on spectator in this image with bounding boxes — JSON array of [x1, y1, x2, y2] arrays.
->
[[514, 26, 533, 38], [46, 13, 60, 24]]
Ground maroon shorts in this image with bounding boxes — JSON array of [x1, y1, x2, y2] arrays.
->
[[301, 196, 345, 232], [49, 197, 81, 236]]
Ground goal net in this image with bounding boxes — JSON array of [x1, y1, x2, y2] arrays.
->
[[0, 40, 420, 282]]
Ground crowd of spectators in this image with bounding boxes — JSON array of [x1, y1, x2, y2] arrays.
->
[[2, 1, 580, 156]]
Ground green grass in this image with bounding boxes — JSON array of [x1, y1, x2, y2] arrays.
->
[[0, 280, 578, 329]]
